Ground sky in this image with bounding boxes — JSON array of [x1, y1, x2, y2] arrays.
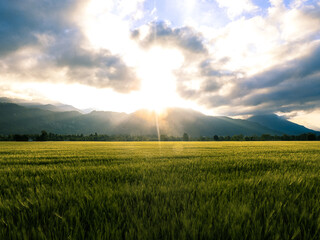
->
[[0, 0, 320, 130]]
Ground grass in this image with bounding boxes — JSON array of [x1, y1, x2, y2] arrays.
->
[[0, 141, 320, 239]]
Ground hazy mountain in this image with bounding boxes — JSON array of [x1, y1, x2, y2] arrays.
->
[[2, 102, 318, 136], [135, 108, 282, 136], [0, 103, 82, 134], [0, 97, 26, 104], [20, 103, 81, 112], [247, 114, 318, 135], [0, 97, 81, 112]]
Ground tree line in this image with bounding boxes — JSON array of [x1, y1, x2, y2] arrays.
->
[[0, 130, 319, 141]]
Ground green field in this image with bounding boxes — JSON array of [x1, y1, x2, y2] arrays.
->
[[1, 141, 320, 239]]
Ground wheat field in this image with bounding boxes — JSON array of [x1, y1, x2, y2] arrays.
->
[[1, 141, 320, 239]]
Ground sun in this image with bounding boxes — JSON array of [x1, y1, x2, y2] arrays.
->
[[80, 1, 191, 113], [136, 46, 185, 113]]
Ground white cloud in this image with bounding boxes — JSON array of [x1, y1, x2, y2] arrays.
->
[[215, 0, 258, 19], [269, 0, 284, 8], [80, 0, 146, 55], [290, 0, 308, 8], [280, 110, 320, 131], [279, 8, 320, 42], [202, 0, 320, 76], [211, 16, 281, 75]]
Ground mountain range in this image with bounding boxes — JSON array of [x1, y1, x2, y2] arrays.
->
[[0, 98, 318, 136]]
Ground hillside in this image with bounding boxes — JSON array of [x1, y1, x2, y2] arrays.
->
[[247, 114, 318, 135], [1, 102, 318, 136]]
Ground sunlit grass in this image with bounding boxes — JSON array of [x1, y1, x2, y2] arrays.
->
[[1, 142, 320, 239]]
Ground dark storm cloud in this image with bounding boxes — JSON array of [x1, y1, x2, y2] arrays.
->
[[132, 21, 207, 54], [0, 0, 140, 93]]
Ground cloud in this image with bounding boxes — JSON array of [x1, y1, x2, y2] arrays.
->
[[81, 0, 146, 55], [284, 109, 320, 131], [132, 21, 207, 54], [270, 1, 320, 42], [180, 43, 320, 116], [240, 46, 320, 91], [215, 0, 258, 19], [174, 1, 320, 116], [0, 0, 140, 93], [60, 51, 140, 92], [47, 29, 140, 92], [235, 45, 320, 110], [0, 0, 80, 55]]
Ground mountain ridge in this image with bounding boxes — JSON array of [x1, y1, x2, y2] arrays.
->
[[0, 101, 319, 136], [247, 114, 319, 135]]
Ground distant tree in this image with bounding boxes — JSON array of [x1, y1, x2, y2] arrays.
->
[[160, 134, 169, 141], [218, 136, 225, 141], [274, 135, 281, 141], [182, 133, 189, 141], [250, 135, 259, 141], [213, 135, 219, 141], [299, 133, 308, 140], [281, 134, 290, 141], [307, 133, 316, 141], [13, 134, 29, 141], [231, 134, 244, 141], [261, 134, 273, 141], [38, 130, 48, 141]]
